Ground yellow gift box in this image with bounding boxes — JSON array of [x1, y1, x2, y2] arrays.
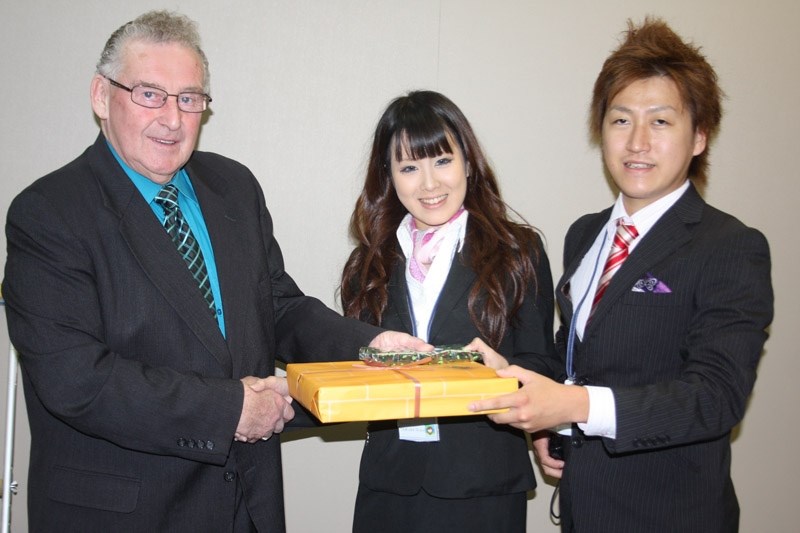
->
[[286, 361, 517, 423]]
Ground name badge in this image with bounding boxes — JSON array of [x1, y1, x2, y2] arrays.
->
[[398, 418, 440, 442]]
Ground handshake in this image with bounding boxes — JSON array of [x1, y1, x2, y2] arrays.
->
[[234, 375, 294, 443], [232, 330, 433, 443]]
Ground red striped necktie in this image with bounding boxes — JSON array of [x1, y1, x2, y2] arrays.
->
[[590, 219, 638, 317]]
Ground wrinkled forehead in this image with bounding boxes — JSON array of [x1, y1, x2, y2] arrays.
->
[[121, 40, 205, 87]]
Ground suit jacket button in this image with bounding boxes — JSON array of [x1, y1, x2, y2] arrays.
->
[[207, 441, 215, 450], [177, 438, 187, 447], [570, 434, 584, 448], [188, 439, 196, 448], [224, 471, 236, 482], [197, 440, 206, 449]]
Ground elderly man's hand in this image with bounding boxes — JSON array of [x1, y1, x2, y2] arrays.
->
[[235, 376, 294, 443], [369, 331, 433, 352]]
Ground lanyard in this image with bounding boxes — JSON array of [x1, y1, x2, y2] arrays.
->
[[565, 229, 609, 382]]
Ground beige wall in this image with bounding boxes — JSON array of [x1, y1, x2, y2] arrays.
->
[[1, 0, 797, 530]]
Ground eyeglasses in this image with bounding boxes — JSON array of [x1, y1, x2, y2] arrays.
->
[[105, 77, 212, 113]]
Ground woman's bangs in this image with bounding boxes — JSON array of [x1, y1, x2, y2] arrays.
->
[[393, 123, 453, 162]]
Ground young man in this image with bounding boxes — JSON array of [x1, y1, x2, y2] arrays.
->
[[469, 18, 773, 532]]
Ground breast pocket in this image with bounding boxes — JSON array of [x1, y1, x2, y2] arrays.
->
[[622, 290, 684, 307], [621, 265, 690, 308]]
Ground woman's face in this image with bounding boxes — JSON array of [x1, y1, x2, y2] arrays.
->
[[389, 136, 468, 230]]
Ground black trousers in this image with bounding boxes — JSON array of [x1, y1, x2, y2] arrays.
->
[[353, 484, 527, 533]]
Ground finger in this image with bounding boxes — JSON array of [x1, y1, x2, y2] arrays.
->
[[541, 464, 564, 479], [469, 398, 502, 413], [495, 365, 536, 385], [485, 411, 519, 425], [264, 376, 289, 396], [464, 337, 489, 353], [539, 456, 566, 470], [469, 390, 521, 413], [246, 377, 270, 392], [411, 337, 434, 352], [240, 375, 258, 387]]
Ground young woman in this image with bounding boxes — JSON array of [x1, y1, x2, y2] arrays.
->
[[340, 90, 560, 532]]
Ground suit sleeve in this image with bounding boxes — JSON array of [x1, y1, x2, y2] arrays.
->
[[504, 236, 562, 376], [255, 189, 384, 363], [3, 189, 242, 465], [607, 224, 773, 454]]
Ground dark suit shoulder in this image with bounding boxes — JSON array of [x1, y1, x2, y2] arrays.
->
[[185, 150, 266, 205], [187, 149, 252, 176], [19, 145, 95, 196], [698, 202, 765, 236], [678, 202, 771, 264], [8, 144, 114, 231], [563, 208, 610, 265]]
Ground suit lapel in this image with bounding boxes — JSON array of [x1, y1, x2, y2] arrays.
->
[[556, 212, 609, 322], [585, 185, 703, 331], [428, 252, 475, 341], [186, 160, 249, 376], [386, 259, 414, 334], [89, 135, 232, 373], [386, 248, 475, 341]]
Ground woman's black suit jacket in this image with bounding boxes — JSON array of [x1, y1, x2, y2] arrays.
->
[[357, 240, 560, 498]]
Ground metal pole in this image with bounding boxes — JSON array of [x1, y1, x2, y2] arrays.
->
[[2, 343, 18, 533]]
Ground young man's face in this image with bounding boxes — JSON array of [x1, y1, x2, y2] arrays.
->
[[602, 76, 707, 214]]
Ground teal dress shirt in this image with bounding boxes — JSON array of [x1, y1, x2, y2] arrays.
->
[[108, 143, 226, 336]]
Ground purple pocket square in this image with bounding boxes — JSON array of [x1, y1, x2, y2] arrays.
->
[[632, 273, 672, 293]]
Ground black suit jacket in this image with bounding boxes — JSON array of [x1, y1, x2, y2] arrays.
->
[[554, 184, 773, 532], [357, 240, 560, 499], [3, 134, 382, 532]]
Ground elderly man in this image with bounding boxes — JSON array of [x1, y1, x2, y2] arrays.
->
[[3, 10, 426, 532]]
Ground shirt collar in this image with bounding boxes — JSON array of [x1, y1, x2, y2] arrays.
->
[[608, 180, 690, 237], [106, 140, 198, 205], [396, 210, 469, 258]]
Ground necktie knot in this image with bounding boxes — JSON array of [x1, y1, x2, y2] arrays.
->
[[154, 184, 180, 212], [615, 219, 639, 246]]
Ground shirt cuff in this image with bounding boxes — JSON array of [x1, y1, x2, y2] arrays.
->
[[577, 385, 616, 439]]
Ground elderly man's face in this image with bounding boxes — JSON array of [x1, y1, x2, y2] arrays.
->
[[91, 40, 205, 184]]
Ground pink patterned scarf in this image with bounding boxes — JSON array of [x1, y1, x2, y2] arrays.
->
[[408, 207, 465, 282]]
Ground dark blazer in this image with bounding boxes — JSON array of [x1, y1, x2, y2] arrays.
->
[[554, 184, 773, 533], [357, 240, 560, 499], [3, 134, 382, 532]]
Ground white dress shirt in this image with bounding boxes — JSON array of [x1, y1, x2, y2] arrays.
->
[[394, 210, 468, 442], [395, 210, 468, 342]]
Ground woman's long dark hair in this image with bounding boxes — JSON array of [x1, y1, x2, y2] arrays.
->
[[340, 91, 541, 348]]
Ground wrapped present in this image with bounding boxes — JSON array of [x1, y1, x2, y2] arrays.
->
[[286, 360, 517, 423]]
